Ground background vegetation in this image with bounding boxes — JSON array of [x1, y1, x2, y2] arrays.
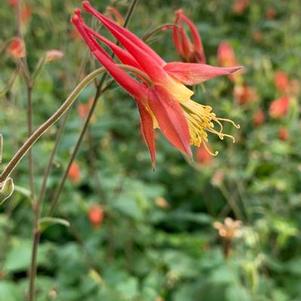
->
[[1, 0, 301, 300]]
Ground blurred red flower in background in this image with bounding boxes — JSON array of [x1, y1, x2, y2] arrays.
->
[[278, 128, 288, 141], [266, 7, 276, 20], [274, 71, 289, 94], [77, 98, 95, 120], [232, 0, 250, 14], [8, 0, 18, 7], [269, 96, 289, 119], [88, 205, 105, 228], [196, 144, 213, 165], [20, 4, 32, 25], [252, 109, 265, 127], [7, 37, 26, 58], [68, 162, 81, 184], [172, 9, 206, 63], [233, 84, 257, 105], [217, 41, 238, 68], [217, 41, 241, 82]]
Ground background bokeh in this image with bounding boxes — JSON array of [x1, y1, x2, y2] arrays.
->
[[1, 0, 301, 300]]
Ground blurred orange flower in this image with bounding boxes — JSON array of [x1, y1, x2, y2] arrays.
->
[[217, 41, 241, 82], [274, 71, 289, 94], [88, 204, 105, 228], [68, 162, 81, 184], [232, 0, 250, 14], [173, 9, 206, 63], [7, 37, 26, 58], [77, 98, 94, 120], [252, 109, 265, 127], [217, 41, 238, 68], [196, 144, 213, 165], [8, 0, 18, 6], [266, 7, 276, 20], [234, 84, 257, 105], [155, 197, 170, 209], [269, 96, 289, 119], [21, 4, 32, 25], [278, 128, 288, 141]]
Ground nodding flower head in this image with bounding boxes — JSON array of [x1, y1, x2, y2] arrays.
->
[[172, 9, 206, 64], [72, 1, 242, 166]]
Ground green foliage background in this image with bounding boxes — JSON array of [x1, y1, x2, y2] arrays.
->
[[1, 0, 301, 300]]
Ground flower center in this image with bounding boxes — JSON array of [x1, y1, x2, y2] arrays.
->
[[181, 100, 240, 149]]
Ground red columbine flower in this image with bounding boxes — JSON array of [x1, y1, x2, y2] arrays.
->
[[172, 9, 206, 63], [269, 96, 289, 119], [72, 2, 242, 165], [88, 204, 105, 228], [7, 37, 26, 58], [68, 162, 81, 183]]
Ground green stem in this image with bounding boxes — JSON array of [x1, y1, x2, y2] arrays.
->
[[47, 0, 140, 216], [0, 67, 106, 183]]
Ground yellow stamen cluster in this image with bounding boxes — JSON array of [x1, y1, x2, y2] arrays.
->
[[181, 99, 240, 150]]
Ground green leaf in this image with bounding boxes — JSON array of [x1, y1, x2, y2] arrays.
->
[[0, 177, 14, 205]]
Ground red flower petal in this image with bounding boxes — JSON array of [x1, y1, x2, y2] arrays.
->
[[148, 86, 191, 156], [137, 103, 156, 165], [176, 10, 206, 63], [164, 62, 243, 85], [72, 14, 147, 100], [82, 2, 168, 83], [82, 23, 141, 69], [82, 1, 165, 66]]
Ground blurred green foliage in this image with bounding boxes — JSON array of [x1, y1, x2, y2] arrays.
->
[[1, 0, 301, 300]]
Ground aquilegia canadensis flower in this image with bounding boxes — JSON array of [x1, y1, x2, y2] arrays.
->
[[72, 1, 242, 165]]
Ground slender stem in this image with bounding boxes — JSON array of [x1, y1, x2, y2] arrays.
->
[[142, 23, 174, 41], [27, 84, 35, 199], [38, 113, 69, 206], [25, 68, 106, 301], [47, 0, 139, 216], [0, 67, 106, 183], [27, 211, 40, 301]]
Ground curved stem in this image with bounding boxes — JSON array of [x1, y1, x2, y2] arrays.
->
[[0, 61, 146, 184], [0, 67, 106, 183], [142, 23, 174, 41]]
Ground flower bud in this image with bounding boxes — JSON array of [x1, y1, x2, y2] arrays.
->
[[68, 162, 81, 184], [7, 37, 26, 58], [45, 49, 64, 62], [88, 204, 104, 228]]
